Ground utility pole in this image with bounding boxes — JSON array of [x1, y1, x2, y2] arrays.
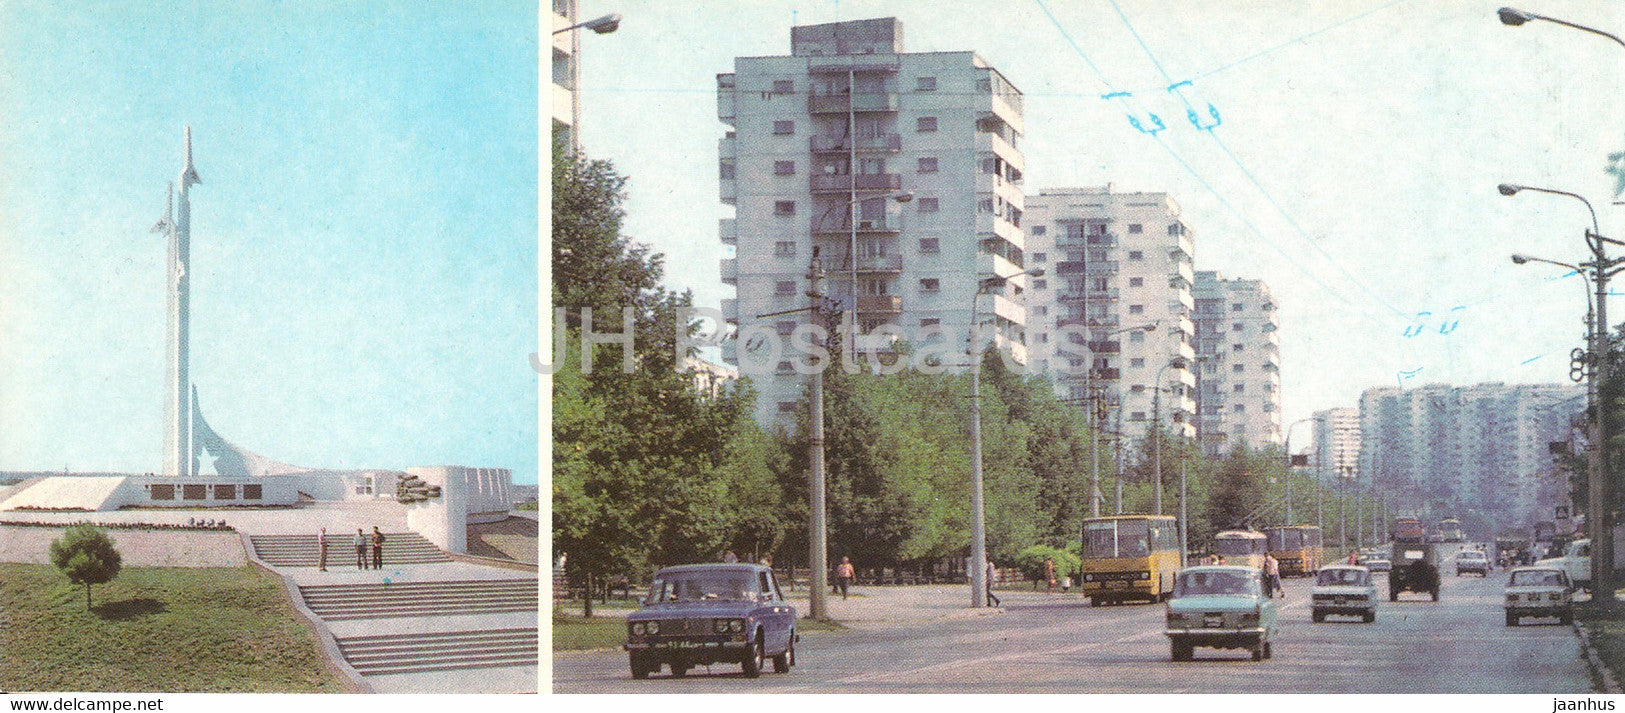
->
[[806, 253, 830, 620], [1089, 381, 1102, 518], [1115, 408, 1125, 514], [1179, 462, 1189, 568]]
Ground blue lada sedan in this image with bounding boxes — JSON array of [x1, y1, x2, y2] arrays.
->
[[1164, 565, 1280, 661], [624, 563, 798, 679]]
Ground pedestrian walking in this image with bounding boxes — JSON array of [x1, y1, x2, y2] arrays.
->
[[353, 529, 367, 569], [835, 556, 855, 600], [1044, 556, 1057, 594], [1264, 553, 1282, 598], [722, 550, 739, 563], [371, 526, 385, 570], [985, 559, 1001, 607], [318, 528, 329, 571]]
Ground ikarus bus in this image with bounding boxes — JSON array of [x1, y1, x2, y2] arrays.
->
[[1079, 515, 1181, 605], [1211, 529, 1268, 569]]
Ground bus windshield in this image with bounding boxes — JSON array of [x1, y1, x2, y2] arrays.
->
[[1213, 537, 1265, 556], [1083, 519, 1151, 559]]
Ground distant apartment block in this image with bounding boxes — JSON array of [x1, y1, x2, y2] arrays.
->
[[1192, 271, 1282, 453], [717, 17, 1029, 426], [1024, 186, 1196, 439], [1358, 382, 1581, 528], [1312, 407, 1361, 481]]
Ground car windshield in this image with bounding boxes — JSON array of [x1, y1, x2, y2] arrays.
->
[[1511, 570, 1566, 587], [647, 573, 758, 603], [1460, 551, 1485, 559], [1316, 569, 1369, 586], [1175, 570, 1259, 597]]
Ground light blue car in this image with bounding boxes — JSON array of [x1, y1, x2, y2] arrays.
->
[[1164, 565, 1280, 661]]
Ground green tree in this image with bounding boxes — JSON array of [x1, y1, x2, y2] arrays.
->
[[49, 525, 122, 609]]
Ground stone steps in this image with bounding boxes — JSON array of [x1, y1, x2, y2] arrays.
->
[[298, 579, 537, 620], [250, 532, 450, 567], [335, 628, 539, 677]]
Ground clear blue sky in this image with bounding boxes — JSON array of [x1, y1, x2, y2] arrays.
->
[[575, 0, 1624, 439], [0, 1, 539, 482]]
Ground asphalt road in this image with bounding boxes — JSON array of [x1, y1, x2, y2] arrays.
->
[[552, 570, 1594, 693]]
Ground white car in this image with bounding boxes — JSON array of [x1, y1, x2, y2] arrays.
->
[[1536, 539, 1590, 591], [1311, 565, 1378, 623], [1505, 566, 1573, 626], [1455, 550, 1490, 577]]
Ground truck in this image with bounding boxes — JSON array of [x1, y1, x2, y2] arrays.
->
[[1389, 517, 1440, 602]]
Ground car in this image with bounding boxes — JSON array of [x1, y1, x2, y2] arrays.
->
[[1164, 565, 1279, 662], [1537, 539, 1591, 592], [1455, 550, 1490, 577], [1364, 557, 1392, 573], [1311, 565, 1378, 623], [1505, 566, 1574, 626], [623, 563, 798, 679]]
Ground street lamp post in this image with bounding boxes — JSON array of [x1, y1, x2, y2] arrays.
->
[[1283, 417, 1321, 526], [1152, 358, 1188, 515], [1083, 323, 1157, 518], [552, 12, 622, 34], [1505, 182, 1624, 601], [968, 267, 1043, 608], [1498, 7, 1625, 49]]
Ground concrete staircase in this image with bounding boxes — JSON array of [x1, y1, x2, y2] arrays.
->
[[298, 579, 537, 621], [250, 532, 451, 567], [334, 627, 539, 676]]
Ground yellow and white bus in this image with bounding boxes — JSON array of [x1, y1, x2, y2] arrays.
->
[[1265, 525, 1324, 577], [1211, 529, 1269, 569], [1079, 515, 1182, 605]]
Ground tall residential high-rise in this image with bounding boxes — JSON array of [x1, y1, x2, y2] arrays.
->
[[717, 17, 1029, 426], [1358, 382, 1581, 528], [551, 0, 579, 147], [1024, 186, 1196, 439], [1312, 407, 1361, 482], [1192, 271, 1282, 453]]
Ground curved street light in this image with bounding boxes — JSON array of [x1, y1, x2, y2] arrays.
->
[[1498, 7, 1625, 49], [554, 12, 622, 35]]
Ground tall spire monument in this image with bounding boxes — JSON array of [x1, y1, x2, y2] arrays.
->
[[154, 127, 201, 476]]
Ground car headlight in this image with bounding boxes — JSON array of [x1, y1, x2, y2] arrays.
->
[[1139, 571, 1152, 580], [713, 619, 729, 633], [647, 621, 660, 635], [1083, 573, 1094, 582], [631, 622, 646, 636]]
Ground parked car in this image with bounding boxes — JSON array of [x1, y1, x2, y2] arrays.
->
[[1504, 566, 1574, 626], [1364, 557, 1392, 573], [1311, 565, 1378, 623], [623, 563, 798, 679], [1455, 550, 1491, 577], [1537, 539, 1591, 592], [1164, 566, 1279, 661]]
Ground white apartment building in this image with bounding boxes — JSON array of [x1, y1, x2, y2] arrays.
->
[[1312, 407, 1361, 482], [1023, 186, 1196, 439], [717, 17, 1029, 426], [1192, 272, 1282, 453], [551, 0, 579, 147], [1358, 382, 1581, 528]]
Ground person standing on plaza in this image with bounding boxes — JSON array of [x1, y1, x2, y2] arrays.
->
[[835, 556, 855, 600], [985, 558, 1001, 607], [354, 529, 367, 569], [1264, 553, 1282, 598], [317, 528, 329, 572], [371, 526, 386, 570], [1044, 556, 1057, 594]]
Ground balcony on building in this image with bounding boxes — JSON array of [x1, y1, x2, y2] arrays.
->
[[807, 55, 902, 74], [1086, 287, 1120, 301], [720, 178, 736, 205], [975, 128, 1024, 173], [717, 73, 736, 124], [721, 297, 738, 324], [854, 254, 903, 273], [1088, 340, 1121, 354], [810, 133, 901, 153], [855, 294, 902, 314], [812, 211, 904, 236], [720, 257, 737, 286], [719, 218, 737, 245], [808, 91, 899, 114], [1095, 367, 1122, 380], [810, 173, 903, 193]]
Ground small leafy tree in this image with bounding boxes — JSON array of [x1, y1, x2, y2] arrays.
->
[[1015, 544, 1079, 586], [49, 525, 122, 609]]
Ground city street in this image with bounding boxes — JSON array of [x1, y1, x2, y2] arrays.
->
[[553, 571, 1594, 693]]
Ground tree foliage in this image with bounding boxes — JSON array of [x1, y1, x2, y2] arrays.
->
[[49, 525, 122, 609]]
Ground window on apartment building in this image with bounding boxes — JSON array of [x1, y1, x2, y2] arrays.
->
[[720, 161, 736, 180], [1233, 343, 1244, 352], [918, 197, 939, 213], [773, 120, 795, 135], [1037, 333, 1049, 343], [917, 116, 938, 133], [1030, 225, 1046, 236], [775, 280, 796, 295], [775, 201, 796, 216], [1234, 383, 1246, 393], [918, 157, 938, 173], [774, 241, 796, 257], [921, 318, 940, 327], [979, 198, 994, 213], [1129, 305, 1144, 315], [1129, 277, 1144, 287], [774, 160, 795, 176], [1131, 411, 1147, 421], [1033, 279, 1047, 289], [917, 76, 938, 91], [1233, 303, 1244, 311], [773, 79, 793, 93], [1131, 357, 1145, 367], [1233, 363, 1245, 373], [1129, 224, 1143, 234], [1092, 278, 1108, 291], [920, 278, 940, 293], [1032, 252, 1047, 263], [1168, 223, 1184, 236], [919, 238, 939, 253], [1232, 323, 1244, 331], [1129, 250, 1144, 260], [1035, 306, 1047, 316], [1130, 330, 1146, 343], [1234, 404, 1246, 413], [1264, 403, 1276, 412]]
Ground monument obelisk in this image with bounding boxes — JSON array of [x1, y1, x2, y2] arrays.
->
[[158, 128, 201, 476]]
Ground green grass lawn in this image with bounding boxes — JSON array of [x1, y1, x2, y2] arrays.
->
[[1577, 596, 1625, 690], [0, 563, 347, 692]]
